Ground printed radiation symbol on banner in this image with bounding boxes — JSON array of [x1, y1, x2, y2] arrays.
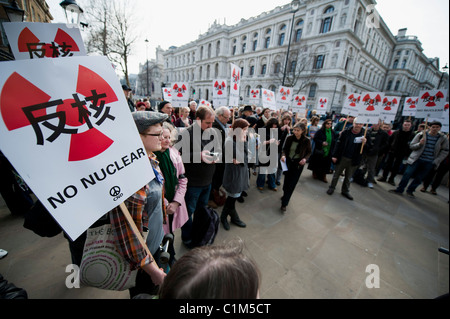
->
[[17, 27, 80, 58], [0, 65, 117, 162]]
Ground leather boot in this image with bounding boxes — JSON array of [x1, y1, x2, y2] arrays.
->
[[228, 197, 246, 228], [220, 197, 233, 231]]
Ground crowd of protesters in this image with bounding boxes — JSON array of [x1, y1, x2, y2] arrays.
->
[[1, 93, 448, 299]]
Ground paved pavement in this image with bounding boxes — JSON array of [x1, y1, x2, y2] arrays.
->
[[0, 172, 448, 299]]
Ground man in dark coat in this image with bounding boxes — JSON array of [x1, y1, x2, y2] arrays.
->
[[326, 119, 373, 200]]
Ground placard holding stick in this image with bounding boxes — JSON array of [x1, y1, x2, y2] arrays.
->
[[360, 123, 369, 154], [119, 202, 151, 256]]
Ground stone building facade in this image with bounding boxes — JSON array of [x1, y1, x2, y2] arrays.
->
[[161, 0, 447, 114]]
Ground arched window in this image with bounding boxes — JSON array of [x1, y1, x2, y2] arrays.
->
[[394, 80, 400, 91], [320, 17, 332, 33], [216, 41, 220, 56], [261, 64, 267, 75], [401, 59, 407, 69], [279, 33, 285, 46], [386, 80, 392, 91], [324, 6, 334, 14], [274, 62, 281, 74]]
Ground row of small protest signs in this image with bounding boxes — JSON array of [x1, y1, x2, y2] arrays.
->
[[0, 22, 155, 240], [341, 90, 448, 131]]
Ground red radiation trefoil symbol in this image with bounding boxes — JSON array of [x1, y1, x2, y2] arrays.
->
[[362, 94, 381, 111], [0, 65, 118, 162], [421, 91, 445, 107], [18, 27, 80, 59]]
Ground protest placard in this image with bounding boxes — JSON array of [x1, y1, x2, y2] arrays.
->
[[291, 95, 307, 114], [229, 64, 241, 106], [402, 97, 419, 117], [3, 22, 86, 60], [249, 88, 261, 106], [380, 96, 400, 123], [342, 93, 361, 117], [0, 56, 154, 240], [262, 89, 276, 110], [357, 92, 384, 124], [162, 88, 172, 102], [276, 86, 293, 110], [416, 89, 448, 119], [212, 79, 228, 107], [170, 82, 189, 107], [316, 97, 328, 115]]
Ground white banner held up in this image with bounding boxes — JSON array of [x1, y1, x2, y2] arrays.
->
[[276, 86, 293, 110], [342, 93, 361, 116], [316, 97, 328, 115], [171, 82, 190, 107], [357, 92, 384, 124], [3, 22, 87, 60], [212, 79, 228, 107], [262, 89, 276, 110], [229, 64, 241, 106], [291, 95, 307, 114], [416, 89, 448, 119], [249, 88, 261, 106], [402, 97, 419, 117], [0, 56, 154, 241], [429, 103, 449, 133], [380, 96, 400, 123], [162, 88, 172, 102]]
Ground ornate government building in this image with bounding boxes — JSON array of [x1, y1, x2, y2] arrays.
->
[[159, 0, 447, 113]]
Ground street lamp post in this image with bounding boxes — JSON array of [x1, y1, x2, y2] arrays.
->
[[330, 78, 341, 112], [282, 0, 300, 86], [145, 39, 149, 97]]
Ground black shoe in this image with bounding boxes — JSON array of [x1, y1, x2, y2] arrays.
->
[[388, 189, 403, 195], [241, 191, 248, 197], [221, 217, 230, 231], [327, 188, 334, 195], [237, 196, 245, 203], [341, 192, 353, 200], [406, 192, 416, 199], [377, 177, 387, 182], [276, 181, 281, 186], [388, 179, 396, 186], [231, 219, 247, 228]]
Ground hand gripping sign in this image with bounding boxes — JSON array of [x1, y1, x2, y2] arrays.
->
[[3, 22, 86, 60], [0, 56, 154, 241]]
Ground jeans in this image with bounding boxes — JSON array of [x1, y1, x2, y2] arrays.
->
[[181, 184, 211, 244], [256, 173, 276, 189], [396, 159, 434, 193]]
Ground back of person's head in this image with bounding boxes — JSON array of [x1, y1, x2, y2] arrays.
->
[[196, 105, 215, 120], [158, 240, 261, 299]]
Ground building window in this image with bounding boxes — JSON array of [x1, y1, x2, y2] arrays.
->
[[290, 60, 297, 72], [393, 59, 399, 69], [274, 62, 281, 74], [250, 65, 255, 76], [242, 43, 246, 53], [401, 59, 407, 69], [261, 64, 267, 75], [265, 37, 270, 48], [232, 46, 236, 55], [279, 33, 285, 46], [308, 84, 317, 98], [324, 6, 335, 14], [394, 80, 400, 91], [295, 29, 302, 42], [253, 40, 258, 51], [386, 80, 392, 91], [314, 55, 325, 69], [320, 17, 333, 33]]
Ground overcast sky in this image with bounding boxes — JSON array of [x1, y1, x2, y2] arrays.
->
[[47, 0, 449, 75]]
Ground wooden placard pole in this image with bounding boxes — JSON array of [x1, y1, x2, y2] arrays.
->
[[360, 123, 369, 154]]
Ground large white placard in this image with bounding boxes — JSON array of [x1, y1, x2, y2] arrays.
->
[[402, 97, 419, 117], [0, 56, 154, 240], [171, 82, 190, 107], [262, 89, 276, 110], [162, 88, 172, 102], [380, 96, 400, 123], [229, 64, 241, 106], [291, 95, 307, 114], [249, 88, 261, 106], [276, 86, 293, 110], [3, 22, 86, 60], [357, 92, 384, 124], [416, 89, 448, 119], [342, 93, 361, 116], [316, 97, 328, 115], [212, 79, 228, 107]]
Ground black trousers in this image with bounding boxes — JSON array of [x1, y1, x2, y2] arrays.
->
[[382, 152, 404, 180], [281, 165, 304, 207]]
